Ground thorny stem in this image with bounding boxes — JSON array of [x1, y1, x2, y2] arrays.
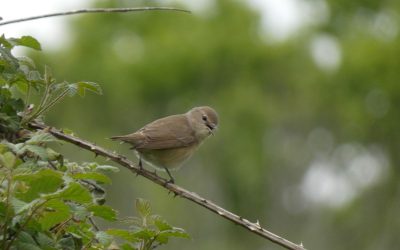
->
[[29, 122, 307, 250]]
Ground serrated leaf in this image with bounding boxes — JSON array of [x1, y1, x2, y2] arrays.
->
[[95, 231, 113, 246], [46, 182, 92, 204], [120, 243, 137, 250], [74, 81, 102, 97], [11, 197, 35, 214], [73, 172, 111, 184], [0, 34, 13, 48], [38, 199, 71, 230], [58, 234, 83, 250], [106, 229, 139, 242], [14, 169, 63, 202], [22, 145, 48, 159], [17, 231, 42, 250], [16, 242, 42, 250], [69, 203, 89, 221], [88, 205, 117, 221], [133, 228, 157, 240], [26, 131, 59, 144], [0, 151, 16, 168], [9, 36, 41, 50], [135, 198, 151, 218], [153, 216, 172, 231], [36, 232, 56, 249], [155, 228, 190, 244]]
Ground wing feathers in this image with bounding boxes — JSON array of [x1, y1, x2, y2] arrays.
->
[[111, 114, 197, 150]]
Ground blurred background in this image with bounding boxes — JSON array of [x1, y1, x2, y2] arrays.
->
[[2, 0, 400, 249]]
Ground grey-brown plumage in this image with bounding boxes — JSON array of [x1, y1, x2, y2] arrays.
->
[[111, 106, 218, 183]]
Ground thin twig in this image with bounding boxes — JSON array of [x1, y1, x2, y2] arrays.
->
[[29, 122, 306, 250], [0, 7, 190, 26]]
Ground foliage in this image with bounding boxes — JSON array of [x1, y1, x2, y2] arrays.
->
[[37, 0, 400, 249], [107, 198, 190, 250], [0, 35, 188, 249]]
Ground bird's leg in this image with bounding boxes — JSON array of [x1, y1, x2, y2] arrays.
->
[[138, 157, 143, 170], [164, 167, 175, 184]]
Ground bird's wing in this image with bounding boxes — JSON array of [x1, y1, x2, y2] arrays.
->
[[111, 115, 197, 150]]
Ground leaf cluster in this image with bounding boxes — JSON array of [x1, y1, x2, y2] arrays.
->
[[107, 198, 190, 250], [0, 129, 120, 249], [0, 34, 102, 131], [0, 34, 189, 249]]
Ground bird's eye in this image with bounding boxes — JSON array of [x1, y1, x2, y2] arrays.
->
[[202, 115, 207, 121]]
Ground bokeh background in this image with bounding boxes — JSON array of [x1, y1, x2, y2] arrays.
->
[[4, 0, 400, 249]]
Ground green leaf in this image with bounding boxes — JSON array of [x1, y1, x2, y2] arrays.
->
[[26, 131, 59, 144], [38, 199, 70, 230], [0, 34, 13, 48], [0, 201, 6, 218], [36, 232, 56, 249], [14, 169, 63, 202], [16, 231, 42, 250], [0, 151, 16, 168], [106, 229, 139, 242], [88, 205, 117, 221], [22, 145, 48, 159], [74, 81, 102, 97], [95, 231, 113, 246], [11, 197, 36, 214], [134, 228, 157, 240], [9, 36, 42, 50], [120, 243, 137, 250], [58, 234, 83, 250], [135, 198, 151, 218], [156, 228, 190, 244], [72, 172, 111, 184], [153, 216, 172, 231], [46, 182, 92, 204]]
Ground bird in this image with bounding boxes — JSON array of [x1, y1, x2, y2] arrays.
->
[[111, 106, 218, 183]]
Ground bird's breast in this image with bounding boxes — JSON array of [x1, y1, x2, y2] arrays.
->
[[137, 143, 199, 170]]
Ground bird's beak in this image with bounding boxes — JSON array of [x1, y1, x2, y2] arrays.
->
[[206, 123, 217, 135]]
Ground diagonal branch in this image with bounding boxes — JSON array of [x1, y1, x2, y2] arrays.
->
[[0, 7, 190, 26], [29, 122, 306, 250]]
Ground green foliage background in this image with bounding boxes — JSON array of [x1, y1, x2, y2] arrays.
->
[[28, 0, 400, 249]]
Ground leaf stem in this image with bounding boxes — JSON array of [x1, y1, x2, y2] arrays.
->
[[1, 175, 12, 249]]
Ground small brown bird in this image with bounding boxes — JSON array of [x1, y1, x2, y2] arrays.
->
[[111, 106, 218, 183]]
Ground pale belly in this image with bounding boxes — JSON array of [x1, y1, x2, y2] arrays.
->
[[136, 144, 198, 170]]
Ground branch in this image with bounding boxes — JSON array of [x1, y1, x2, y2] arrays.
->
[[29, 122, 306, 250], [0, 7, 190, 26]]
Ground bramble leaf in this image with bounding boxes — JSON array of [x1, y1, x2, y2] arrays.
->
[[38, 199, 70, 230], [88, 205, 117, 221], [74, 81, 102, 97], [26, 131, 59, 144], [73, 172, 111, 184], [106, 229, 139, 242], [46, 182, 92, 204], [14, 169, 63, 202], [9, 36, 42, 51], [95, 231, 113, 246], [135, 198, 151, 218], [0, 151, 16, 168], [153, 216, 172, 231]]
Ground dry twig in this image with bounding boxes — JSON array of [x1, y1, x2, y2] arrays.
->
[[0, 7, 190, 26]]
